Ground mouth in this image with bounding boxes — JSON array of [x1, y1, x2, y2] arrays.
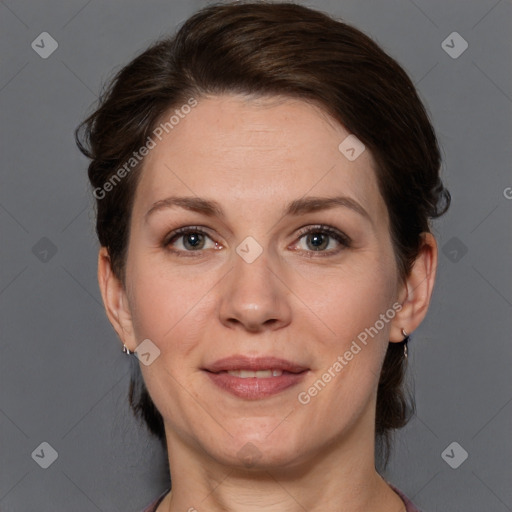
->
[[219, 369, 292, 378], [202, 356, 309, 399]]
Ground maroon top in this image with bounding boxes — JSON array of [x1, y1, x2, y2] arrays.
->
[[140, 484, 421, 511], [389, 484, 422, 511], [140, 489, 168, 512]]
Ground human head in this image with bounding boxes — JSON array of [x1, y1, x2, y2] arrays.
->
[[76, 1, 450, 467]]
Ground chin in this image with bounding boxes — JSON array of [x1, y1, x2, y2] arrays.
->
[[210, 426, 308, 470]]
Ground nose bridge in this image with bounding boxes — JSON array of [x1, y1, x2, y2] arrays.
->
[[218, 238, 292, 331]]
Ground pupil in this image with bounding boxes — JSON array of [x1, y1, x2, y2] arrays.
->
[[309, 233, 327, 250], [186, 233, 203, 249]]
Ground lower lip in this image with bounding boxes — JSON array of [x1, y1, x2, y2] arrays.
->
[[205, 371, 308, 399]]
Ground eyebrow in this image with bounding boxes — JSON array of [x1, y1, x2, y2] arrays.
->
[[145, 195, 371, 223]]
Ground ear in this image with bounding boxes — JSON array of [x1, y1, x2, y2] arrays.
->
[[389, 232, 438, 343], [97, 247, 137, 351]]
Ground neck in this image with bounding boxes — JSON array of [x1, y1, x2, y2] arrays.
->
[[159, 409, 405, 512]]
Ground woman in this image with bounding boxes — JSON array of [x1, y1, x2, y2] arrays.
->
[[76, 2, 450, 511]]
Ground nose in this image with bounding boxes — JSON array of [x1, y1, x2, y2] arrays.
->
[[218, 245, 292, 333]]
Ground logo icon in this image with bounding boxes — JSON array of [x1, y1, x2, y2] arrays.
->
[[338, 134, 365, 161], [237, 442, 263, 468], [236, 236, 263, 264], [442, 237, 468, 263], [134, 339, 161, 366], [32, 442, 58, 469], [441, 441, 468, 469], [32, 237, 58, 262], [31, 32, 59, 59], [441, 32, 468, 59]]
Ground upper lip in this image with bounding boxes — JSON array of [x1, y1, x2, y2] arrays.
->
[[204, 356, 309, 374]]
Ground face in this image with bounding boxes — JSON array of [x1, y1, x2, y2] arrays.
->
[[116, 94, 409, 470]]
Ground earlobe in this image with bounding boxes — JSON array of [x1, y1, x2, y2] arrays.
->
[[389, 232, 438, 343], [97, 247, 136, 350]]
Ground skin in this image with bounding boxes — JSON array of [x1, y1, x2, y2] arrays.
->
[[98, 94, 437, 511]]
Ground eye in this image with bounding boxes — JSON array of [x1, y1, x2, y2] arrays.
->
[[292, 225, 351, 255], [163, 226, 221, 255], [163, 225, 350, 257]]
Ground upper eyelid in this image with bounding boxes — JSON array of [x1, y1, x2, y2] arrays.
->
[[166, 224, 345, 238], [296, 224, 349, 237]]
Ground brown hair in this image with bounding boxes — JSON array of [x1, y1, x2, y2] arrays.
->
[[76, 1, 450, 468]]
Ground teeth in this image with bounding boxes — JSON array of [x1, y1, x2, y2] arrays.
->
[[226, 369, 284, 378]]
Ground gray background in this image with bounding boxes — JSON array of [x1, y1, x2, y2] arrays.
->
[[1, 0, 511, 511]]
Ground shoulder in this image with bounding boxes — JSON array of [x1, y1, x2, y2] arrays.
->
[[139, 489, 170, 512], [388, 483, 423, 512]]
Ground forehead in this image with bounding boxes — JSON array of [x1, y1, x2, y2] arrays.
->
[[133, 94, 388, 225]]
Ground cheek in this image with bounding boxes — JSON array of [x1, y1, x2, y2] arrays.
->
[[126, 255, 218, 355], [299, 255, 397, 343], [126, 263, 216, 429], [295, 272, 395, 428], [295, 253, 397, 401]]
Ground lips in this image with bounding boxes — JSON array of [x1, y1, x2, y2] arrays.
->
[[203, 356, 309, 400], [204, 356, 309, 374]]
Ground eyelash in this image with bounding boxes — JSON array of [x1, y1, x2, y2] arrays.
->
[[163, 224, 351, 257]]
